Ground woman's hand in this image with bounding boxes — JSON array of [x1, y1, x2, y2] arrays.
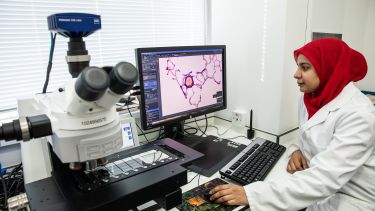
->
[[287, 150, 309, 174], [209, 184, 249, 206]]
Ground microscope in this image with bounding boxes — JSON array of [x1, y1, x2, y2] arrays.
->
[[0, 13, 202, 210]]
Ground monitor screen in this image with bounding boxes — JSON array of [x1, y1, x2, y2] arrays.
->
[[136, 45, 226, 130]]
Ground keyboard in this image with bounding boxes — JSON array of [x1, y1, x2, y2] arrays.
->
[[220, 137, 286, 185]]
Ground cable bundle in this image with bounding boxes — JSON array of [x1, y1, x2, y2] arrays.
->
[[0, 163, 24, 210]]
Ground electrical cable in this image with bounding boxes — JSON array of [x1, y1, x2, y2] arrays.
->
[[202, 114, 208, 135], [194, 115, 208, 137], [184, 126, 198, 135], [187, 167, 204, 186], [42, 32, 57, 93], [185, 123, 233, 137], [209, 124, 232, 136], [0, 163, 24, 210], [0, 173, 7, 209], [157, 127, 163, 139], [188, 172, 200, 184]]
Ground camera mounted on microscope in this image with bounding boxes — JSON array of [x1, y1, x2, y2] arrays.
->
[[48, 13, 101, 78], [48, 13, 138, 115]]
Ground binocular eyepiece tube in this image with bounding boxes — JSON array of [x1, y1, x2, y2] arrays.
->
[[68, 62, 138, 114]]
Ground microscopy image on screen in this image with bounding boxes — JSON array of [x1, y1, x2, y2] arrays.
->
[[158, 54, 223, 116]]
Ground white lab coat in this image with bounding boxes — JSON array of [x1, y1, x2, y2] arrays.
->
[[244, 82, 375, 211]]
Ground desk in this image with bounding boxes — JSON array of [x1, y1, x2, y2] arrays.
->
[[134, 117, 298, 211]]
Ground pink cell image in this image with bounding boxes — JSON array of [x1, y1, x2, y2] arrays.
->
[[159, 54, 223, 116]]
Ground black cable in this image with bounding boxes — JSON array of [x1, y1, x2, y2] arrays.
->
[[185, 115, 213, 125], [170, 125, 179, 140], [202, 114, 208, 135], [0, 163, 24, 210], [184, 126, 198, 135], [188, 172, 200, 184], [42, 32, 57, 93], [187, 167, 204, 185], [158, 132, 166, 139], [194, 116, 208, 137], [175, 127, 199, 138], [157, 127, 163, 139], [0, 173, 7, 209], [134, 121, 150, 143]]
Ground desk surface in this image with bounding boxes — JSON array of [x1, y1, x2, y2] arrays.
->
[[138, 117, 297, 211]]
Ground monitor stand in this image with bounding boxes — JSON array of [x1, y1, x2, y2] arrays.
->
[[164, 122, 246, 177]]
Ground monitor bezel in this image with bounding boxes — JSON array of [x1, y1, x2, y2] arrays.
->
[[136, 45, 227, 130]]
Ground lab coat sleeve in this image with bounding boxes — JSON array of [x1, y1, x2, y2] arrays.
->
[[287, 132, 301, 157], [287, 144, 300, 158], [286, 95, 305, 158], [244, 110, 375, 211]]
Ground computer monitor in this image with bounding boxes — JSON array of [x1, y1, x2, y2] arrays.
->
[[136, 45, 226, 137], [136, 45, 246, 177]]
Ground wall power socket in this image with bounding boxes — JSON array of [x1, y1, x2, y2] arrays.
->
[[232, 110, 246, 127]]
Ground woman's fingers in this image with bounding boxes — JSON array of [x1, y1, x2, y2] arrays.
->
[[287, 150, 310, 173], [287, 162, 295, 173], [210, 184, 230, 194], [289, 159, 298, 172], [301, 156, 309, 169], [213, 194, 234, 204], [210, 184, 249, 206]]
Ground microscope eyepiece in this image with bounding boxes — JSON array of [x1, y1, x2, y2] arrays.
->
[[0, 115, 52, 142], [75, 67, 110, 101], [0, 120, 22, 141], [109, 62, 138, 95]]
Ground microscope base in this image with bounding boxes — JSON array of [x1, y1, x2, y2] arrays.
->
[[25, 138, 203, 211]]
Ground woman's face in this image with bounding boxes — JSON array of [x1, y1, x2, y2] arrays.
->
[[294, 54, 320, 93]]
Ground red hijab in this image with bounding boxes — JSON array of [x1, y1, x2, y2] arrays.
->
[[294, 38, 367, 119]]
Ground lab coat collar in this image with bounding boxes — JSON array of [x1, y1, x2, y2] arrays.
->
[[301, 82, 358, 131]]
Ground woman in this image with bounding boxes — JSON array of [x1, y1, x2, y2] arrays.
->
[[209, 38, 375, 210]]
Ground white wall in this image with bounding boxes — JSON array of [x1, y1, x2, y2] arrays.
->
[[208, 0, 289, 134], [209, 0, 375, 135], [280, 0, 310, 133], [309, 0, 375, 91], [359, 0, 375, 91], [209, 0, 306, 134]]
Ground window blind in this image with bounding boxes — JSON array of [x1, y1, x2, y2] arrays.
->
[[0, 0, 206, 111]]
